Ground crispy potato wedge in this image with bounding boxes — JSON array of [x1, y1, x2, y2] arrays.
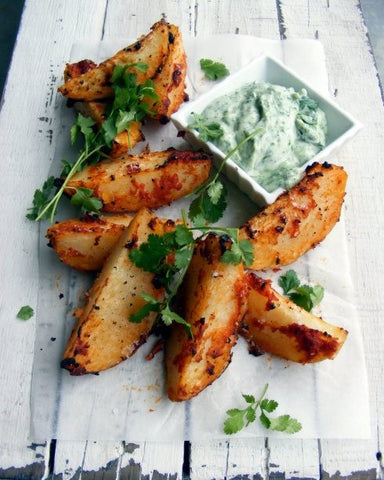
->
[[241, 272, 348, 363], [148, 23, 187, 122], [63, 59, 97, 81], [61, 208, 177, 375], [165, 234, 248, 401], [65, 149, 212, 212], [58, 20, 170, 101], [73, 101, 144, 156], [239, 163, 347, 271], [46, 214, 133, 271]]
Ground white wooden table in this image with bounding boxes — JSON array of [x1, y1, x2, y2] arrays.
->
[[1, 0, 383, 478]]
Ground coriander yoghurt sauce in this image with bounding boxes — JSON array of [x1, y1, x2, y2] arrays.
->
[[199, 82, 327, 192]]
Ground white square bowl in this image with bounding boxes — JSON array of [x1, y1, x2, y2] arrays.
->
[[171, 54, 362, 206]]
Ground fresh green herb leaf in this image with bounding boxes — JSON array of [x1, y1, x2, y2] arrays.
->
[[278, 269, 324, 312], [189, 180, 227, 224], [278, 269, 300, 295], [129, 213, 253, 334], [69, 187, 103, 215], [224, 384, 302, 435], [188, 112, 224, 142], [130, 294, 161, 324], [188, 127, 263, 225], [200, 58, 230, 80], [221, 239, 254, 267], [268, 415, 302, 434], [224, 408, 246, 434], [17, 305, 34, 321], [26, 176, 56, 220], [28, 63, 158, 222]]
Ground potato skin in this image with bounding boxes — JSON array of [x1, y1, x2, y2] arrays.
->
[[61, 208, 177, 375], [149, 23, 187, 122], [46, 214, 133, 271], [239, 162, 347, 270], [65, 149, 212, 212], [165, 234, 248, 401], [241, 272, 348, 363], [58, 20, 170, 100]]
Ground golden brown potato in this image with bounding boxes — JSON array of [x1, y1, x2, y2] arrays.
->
[[58, 20, 170, 101], [148, 23, 187, 122], [165, 234, 248, 401], [63, 59, 97, 82], [239, 162, 347, 271], [61, 208, 177, 375], [46, 214, 133, 271], [65, 149, 212, 213], [241, 272, 348, 363]]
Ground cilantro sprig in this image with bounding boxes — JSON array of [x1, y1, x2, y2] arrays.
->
[[188, 112, 224, 142], [200, 58, 230, 80], [278, 270, 324, 312], [129, 213, 253, 335], [224, 383, 302, 435], [188, 127, 262, 225], [129, 124, 262, 332], [28, 63, 158, 222]]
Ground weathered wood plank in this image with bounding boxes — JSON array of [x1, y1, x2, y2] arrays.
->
[[0, 0, 383, 478], [0, 0, 107, 473], [278, 0, 384, 477]]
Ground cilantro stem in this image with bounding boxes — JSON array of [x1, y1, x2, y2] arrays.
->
[[192, 127, 263, 197], [35, 143, 102, 223]]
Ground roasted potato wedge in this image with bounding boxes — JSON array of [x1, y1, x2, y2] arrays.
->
[[241, 272, 348, 363], [239, 162, 347, 271], [165, 234, 248, 401], [65, 149, 212, 212], [148, 23, 187, 122], [46, 214, 133, 271], [58, 20, 170, 101], [61, 208, 177, 375]]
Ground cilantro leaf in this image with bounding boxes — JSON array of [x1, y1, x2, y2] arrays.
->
[[26, 176, 56, 220], [278, 270, 324, 312], [70, 187, 103, 215], [188, 112, 224, 142], [224, 384, 302, 435], [189, 181, 227, 224], [130, 299, 161, 324], [223, 409, 245, 435], [17, 305, 34, 321], [29, 63, 158, 223], [221, 239, 254, 267], [269, 415, 303, 434], [278, 269, 300, 295], [200, 58, 230, 80]]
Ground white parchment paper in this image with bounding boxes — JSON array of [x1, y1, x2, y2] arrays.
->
[[30, 35, 370, 441]]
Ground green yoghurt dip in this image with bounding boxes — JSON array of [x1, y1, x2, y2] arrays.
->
[[198, 82, 327, 192]]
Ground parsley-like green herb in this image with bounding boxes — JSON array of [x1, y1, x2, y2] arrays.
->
[[69, 187, 103, 215], [278, 269, 324, 312], [130, 119, 263, 333], [26, 176, 56, 221], [129, 213, 254, 334], [224, 383, 302, 435], [200, 58, 230, 80], [17, 305, 34, 321], [188, 127, 262, 225], [188, 112, 224, 142], [28, 63, 158, 222]]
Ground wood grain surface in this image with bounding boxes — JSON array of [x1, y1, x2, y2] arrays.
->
[[0, 0, 383, 478]]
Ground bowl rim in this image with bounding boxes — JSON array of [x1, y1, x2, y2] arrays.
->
[[171, 54, 362, 205]]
